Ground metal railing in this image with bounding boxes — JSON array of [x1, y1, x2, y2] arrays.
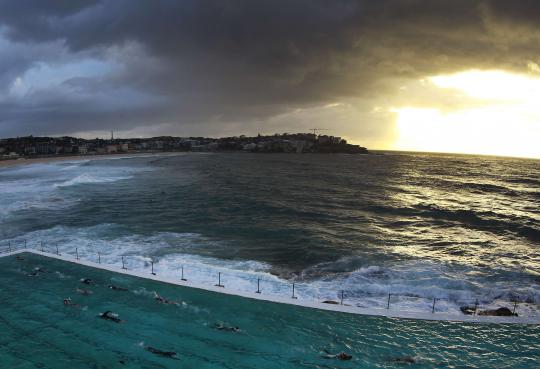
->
[[0, 242, 535, 318]]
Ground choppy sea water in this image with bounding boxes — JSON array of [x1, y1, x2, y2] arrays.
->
[[0, 152, 539, 317]]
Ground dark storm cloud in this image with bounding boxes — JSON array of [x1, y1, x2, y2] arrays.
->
[[0, 0, 539, 138]]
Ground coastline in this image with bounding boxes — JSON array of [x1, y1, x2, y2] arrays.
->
[[0, 152, 177, 169], [0, 150, 369, 169]]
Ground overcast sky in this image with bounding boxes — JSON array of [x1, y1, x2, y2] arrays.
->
[[0, 1, 539, 155]]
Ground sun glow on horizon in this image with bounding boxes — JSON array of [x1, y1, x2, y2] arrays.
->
[[393, 70, 540, 159]]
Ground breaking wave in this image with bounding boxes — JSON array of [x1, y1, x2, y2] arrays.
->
[[3, 224, 539, 318], [54, 173, 133, 187]]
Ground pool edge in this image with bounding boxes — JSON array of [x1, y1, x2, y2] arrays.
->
[[2, 249, 538, 326]]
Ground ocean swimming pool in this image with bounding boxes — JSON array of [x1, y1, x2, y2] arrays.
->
[[0, 253, 538, 369]]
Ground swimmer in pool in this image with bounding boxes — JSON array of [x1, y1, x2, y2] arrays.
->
[[144, 346, 179, 360], [322, 349, 352, 360], [108, 285, 128, 291], [388, 356, 416, 364], [99, 311, 123, 323], [63, 297, 82, 308], [76, 288, 93, 295], [80, 278, 94, 285], [214, 323, 241, 332], [153, 292, 179, 305]]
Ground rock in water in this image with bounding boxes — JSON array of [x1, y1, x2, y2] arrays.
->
[[460, 306, 476, 315], [478, 307, 517, 317]]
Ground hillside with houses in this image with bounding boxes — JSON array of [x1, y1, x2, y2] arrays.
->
[[0, 133, 368, 160]]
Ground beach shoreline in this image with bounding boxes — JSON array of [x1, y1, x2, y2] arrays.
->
[[0, 152, 179, 169]]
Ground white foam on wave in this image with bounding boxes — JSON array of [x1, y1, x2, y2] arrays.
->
[[0, 197, 80, 219], [58, 160, 91, 171], [0, 173, 77, 218], [54, 173, 133, 188], [0, 158, 151, 219], [4, 224, 539, 319]]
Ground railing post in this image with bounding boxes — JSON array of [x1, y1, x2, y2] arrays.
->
[[151, 260, 156, 275], [387, 293, 392, 309], [180, 266, 187, 281], [76, 247, 79, 260], [340, 290, 344, 305], [473, 299, 479, 316], [122, 256, 126, 270], [98, 252, 101, 264], [292, 283, 297, 299], [215, 272, 224, 288], [432, 298, 437, 313], [256, 278, 261, 294]]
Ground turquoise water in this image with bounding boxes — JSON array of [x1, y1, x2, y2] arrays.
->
[[0, 253, 538, 368]]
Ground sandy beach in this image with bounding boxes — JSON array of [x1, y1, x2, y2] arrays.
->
[[0, 155, 92, 169], [0, 152, 179, 169]]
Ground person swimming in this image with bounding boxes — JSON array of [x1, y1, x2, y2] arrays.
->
[[322, 349, 352, 360], [389, 356, 416, 364], [28, 271, 40, 277], [144, 346, 179, 360], [108, 285, 128, 291], [153, 292, 179, 305], [76, 288, 93, 296], [214, 323, 241, 332], [80, 278, 94, 285], [63, 297, 82, 308], [99, 311, 123, 323]]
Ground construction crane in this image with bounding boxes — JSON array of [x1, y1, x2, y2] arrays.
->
[[309, 128, 328, 135]]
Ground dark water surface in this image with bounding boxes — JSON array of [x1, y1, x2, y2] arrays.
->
[[0, 152, 539, 314]]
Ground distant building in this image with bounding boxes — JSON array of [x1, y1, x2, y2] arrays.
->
[[36, 142, 57, 155], [78, 145, 89, 155]]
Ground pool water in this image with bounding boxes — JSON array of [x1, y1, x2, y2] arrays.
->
[[0, 253, 538, 369]]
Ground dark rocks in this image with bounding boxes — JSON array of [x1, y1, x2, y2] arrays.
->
[[460, 306, 476, 315], [478, 307, 517, 317], [461, 306, 518, 317]]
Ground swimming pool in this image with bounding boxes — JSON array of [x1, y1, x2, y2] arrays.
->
[[0, 253, 538, 368]]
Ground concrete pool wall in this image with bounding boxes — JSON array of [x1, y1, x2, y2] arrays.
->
[[1, 248, 538, 325]]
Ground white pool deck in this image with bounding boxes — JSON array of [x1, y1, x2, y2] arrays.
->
[[1, 249, 538, 325]]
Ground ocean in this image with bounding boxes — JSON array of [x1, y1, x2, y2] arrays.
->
[[1, 152, 539, 317]]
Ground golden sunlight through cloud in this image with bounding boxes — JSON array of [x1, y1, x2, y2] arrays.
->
[[393, 70, 540, 158]]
